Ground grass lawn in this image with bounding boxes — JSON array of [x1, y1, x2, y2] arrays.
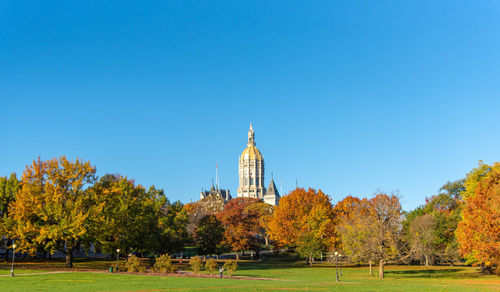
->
[[0, 257, 499, 291]]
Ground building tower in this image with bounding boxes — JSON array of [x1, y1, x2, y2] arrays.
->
[[237, 123, 266, 199], [263, 174, 280, 206]]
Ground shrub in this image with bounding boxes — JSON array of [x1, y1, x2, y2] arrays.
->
[[205, 259, 218, 276], [125, 255, 146, 273], [153, 254, 177, 273], [223, 260, 238, 277], [190, 256, 204, 274], [116, 261, 127, 272]]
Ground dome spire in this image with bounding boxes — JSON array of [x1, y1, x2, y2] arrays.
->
[[247, 122, 255, 146]]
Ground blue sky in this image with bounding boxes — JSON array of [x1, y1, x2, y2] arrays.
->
[[1, 1, 499, 210]]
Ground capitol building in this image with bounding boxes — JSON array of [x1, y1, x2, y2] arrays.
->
[[237, 124, 280, 205], [200, 123, 280, 206]]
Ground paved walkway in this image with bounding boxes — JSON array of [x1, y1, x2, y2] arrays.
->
[[0, 270, 294, 281], [0, 271, 70, 277]]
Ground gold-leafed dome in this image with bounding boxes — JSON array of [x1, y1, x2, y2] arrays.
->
[[240, 146, 262, 161]]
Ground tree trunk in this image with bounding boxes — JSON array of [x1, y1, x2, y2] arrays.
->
[[216, 255, 219, 261], [369, 260, 373, 276], [425, 255, 430, 266], [480, 264, 493, 274], [236, 252, 239, 260], [265, 236, 269, 246], [66, 248, 74, 268], [378, 259, 384, 279], [309, 255, 313, 267], [4, 239, 11, 261]]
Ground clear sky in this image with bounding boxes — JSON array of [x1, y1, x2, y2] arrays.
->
[[1, 1, 499, 211]]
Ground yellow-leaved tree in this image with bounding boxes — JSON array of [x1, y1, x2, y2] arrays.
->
[[9, 156, 100, 268]]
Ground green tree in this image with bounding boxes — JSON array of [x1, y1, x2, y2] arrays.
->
[[91, 174, 189, 256], [157, 199, 189, 255], [194, 215, 225, 257], [0, 173, 20, 261], [296, 231, 325, 267], [402, 179, 464, 265]]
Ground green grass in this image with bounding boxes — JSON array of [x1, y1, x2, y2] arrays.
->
[[0, 257, 499, 291]]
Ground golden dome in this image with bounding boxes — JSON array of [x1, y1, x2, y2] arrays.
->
[[240, 145, 263, 161]]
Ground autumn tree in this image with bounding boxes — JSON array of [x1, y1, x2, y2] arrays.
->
[[244, 201, 274, 246], [194, 215, 225, 258], [339, 193, 402, 278], [9, 156, 98, 268], [337, 198, 377, 275], [367, 193, 402, 278], [185, 195, 224, 236], [217, 197, 261, 259], [406, 213, 436, 265], [333, 196, 366, 250], [268, 188, 336, 258], [0, 173, 20, 260], [456, 162, 500, 274]]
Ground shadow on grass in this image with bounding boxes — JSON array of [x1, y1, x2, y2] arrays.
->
[[385, 268, 481, 279]]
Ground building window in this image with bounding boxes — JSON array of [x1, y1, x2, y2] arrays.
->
[[250, 177, 254, 185]]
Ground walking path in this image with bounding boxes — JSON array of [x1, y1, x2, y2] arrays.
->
[[1, 270, 294, 281], [0, 271, 70, 277]]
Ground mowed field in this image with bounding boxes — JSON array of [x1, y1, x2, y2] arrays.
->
[[1, 258, 499, 291]]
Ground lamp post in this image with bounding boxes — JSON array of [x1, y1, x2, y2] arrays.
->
[[334, 251, 339, 282], [116, 249, 120, 272], [11, 244, 16, 277], [339, 254, 342, 278]]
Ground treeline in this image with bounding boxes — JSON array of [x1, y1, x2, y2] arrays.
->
[[0, 157, 499, 277], [265, 161, 499, 277], [0, 156, 188, 268]]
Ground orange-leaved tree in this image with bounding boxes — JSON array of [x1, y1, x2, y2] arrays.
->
[[267, 188, 336, 252], [217, 197, 261, 259], [333, 195, 367, 249], [456, 162, 500, 274], [9, 156, 99, 268]]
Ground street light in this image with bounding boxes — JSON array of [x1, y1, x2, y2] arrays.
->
[[11, 244, 17, 277], [339, 254, 342, 277], [116, 249, 120, 272], [334, 251, 339, 282]]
